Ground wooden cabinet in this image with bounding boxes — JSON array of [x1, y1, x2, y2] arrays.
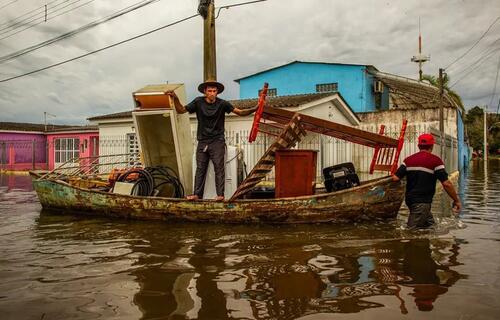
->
[[275, 150, 317, 198]]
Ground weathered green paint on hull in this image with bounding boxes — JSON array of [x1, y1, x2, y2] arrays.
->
[[31, 176, 404, 224]]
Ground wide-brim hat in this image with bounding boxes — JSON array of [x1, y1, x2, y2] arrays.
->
[[418, 133, 435, 146], [198, 79, 224, 94]]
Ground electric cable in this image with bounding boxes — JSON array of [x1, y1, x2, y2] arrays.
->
[[0, 0, 21, 11], [0, 0, 160, 65], [0, 0, 97, 40], [0, 0, 73, 34], [0, 0, 268, 83], [0, 0, 60, 28], [0, 12, 199, 83], [445, 15, 500, 70]]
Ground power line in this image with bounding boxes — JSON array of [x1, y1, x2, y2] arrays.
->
[[0, 0, 21, 11], [0, 13, 200, 83], [0, 0, 60, 28], [0, 0, 268, 83], [0, 0, 73, 33], [445, 16, 500, 70], [0, 0, 97, 40], [489, 55, 500, 109], [449, 45, 500, 88], [0, 0, 160, 65]]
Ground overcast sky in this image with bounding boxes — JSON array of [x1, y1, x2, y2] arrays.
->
[[0, 0, 499, 125]]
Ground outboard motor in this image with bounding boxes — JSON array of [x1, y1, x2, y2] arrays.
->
[[323, 162, 360, 192]]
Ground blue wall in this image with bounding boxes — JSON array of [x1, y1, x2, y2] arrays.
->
[[237, 62, 386, 112], [457, 109, 468, 170]]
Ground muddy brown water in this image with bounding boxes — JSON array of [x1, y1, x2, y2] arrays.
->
[[0, 160, 499, 320]]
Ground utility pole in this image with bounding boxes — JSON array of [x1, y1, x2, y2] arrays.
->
[[201, 0, 217, 81], [484, 105, 488, 162], [438, 68, 445, 159]]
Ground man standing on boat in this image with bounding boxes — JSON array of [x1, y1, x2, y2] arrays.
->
[[392, 133, 461, 229], [168, 79, 257, 201]]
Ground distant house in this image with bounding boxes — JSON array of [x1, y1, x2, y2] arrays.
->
[[235, 61, 390, 112], [0, 122, 98, 171], [0, 122, 50, 171], [45, 126, 99, 170]]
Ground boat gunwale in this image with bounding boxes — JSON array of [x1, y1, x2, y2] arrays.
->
[[31, 172, 397, 204]]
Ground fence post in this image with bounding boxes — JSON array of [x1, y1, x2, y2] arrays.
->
[[32, 139, 36, 170]]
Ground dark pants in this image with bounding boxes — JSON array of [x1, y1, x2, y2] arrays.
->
[[194, 139, 225, 198], [407, 203, 435, 229]]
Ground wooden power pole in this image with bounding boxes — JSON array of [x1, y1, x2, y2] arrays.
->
[[203, 0, 217, 81]]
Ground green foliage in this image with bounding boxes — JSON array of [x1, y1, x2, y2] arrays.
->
[[422, 73, 464, 108], [464, 106, 500, 153]]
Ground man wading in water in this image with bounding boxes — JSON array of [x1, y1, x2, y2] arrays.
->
[[168, 79, 257, 201], [392, 133, 462, 229]]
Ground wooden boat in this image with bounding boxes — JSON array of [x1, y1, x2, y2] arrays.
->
[[31, 83, 408, 224], [31, 172, 404, 224]]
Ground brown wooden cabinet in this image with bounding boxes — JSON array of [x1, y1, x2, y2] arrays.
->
[[275, 150, 317, 198]]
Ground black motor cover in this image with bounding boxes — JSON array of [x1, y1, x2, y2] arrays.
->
[[323, 162, 360, 192]]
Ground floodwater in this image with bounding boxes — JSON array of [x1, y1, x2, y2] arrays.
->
[[0, 161, 499, 320]]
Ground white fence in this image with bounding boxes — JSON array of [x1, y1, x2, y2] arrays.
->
[[98, 123, 459, 183]]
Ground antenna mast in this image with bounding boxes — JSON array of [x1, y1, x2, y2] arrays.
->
[[411, 18, 430, 81]]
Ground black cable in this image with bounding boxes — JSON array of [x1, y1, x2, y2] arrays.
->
[[0, 12, 199, 83], [0, 0, 267, 83], [0, 0, 21, 11], [445, 16, 500, 70], [116, 168, 155, 196], [0, 0, 160, 65], [0, 0, 60, 28], [0, 0, 97, 40], [144, 166, 184, 198], [0, 0, 73, 34]]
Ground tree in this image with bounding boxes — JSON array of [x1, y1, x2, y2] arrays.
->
[[464, 106, 500, 154], [422, 74, 464, 108]]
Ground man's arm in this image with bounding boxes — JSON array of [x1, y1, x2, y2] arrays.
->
[[441, 180, 462, 213], [232, 106, 258, 117], [166, 91, 187, 114]]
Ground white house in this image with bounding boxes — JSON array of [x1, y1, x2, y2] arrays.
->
[[87, 91, 360, 175]]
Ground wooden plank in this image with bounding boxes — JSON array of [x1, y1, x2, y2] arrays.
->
[[262, 106, 398, 147]]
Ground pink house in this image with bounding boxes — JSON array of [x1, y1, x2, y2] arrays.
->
[[46, 126, 99, 170], [1, 122, 98, 172]]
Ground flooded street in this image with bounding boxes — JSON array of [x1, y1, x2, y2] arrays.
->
[[0, 161, 499, 320]]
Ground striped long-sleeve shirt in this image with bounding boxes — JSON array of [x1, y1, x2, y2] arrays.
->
[[395, 151, 449, 205]]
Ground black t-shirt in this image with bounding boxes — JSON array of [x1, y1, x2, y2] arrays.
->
[[395, 151, 449, 205], [186, 96, 234, 142]]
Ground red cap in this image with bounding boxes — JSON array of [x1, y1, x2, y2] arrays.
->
[[418, 133, 435, 146]]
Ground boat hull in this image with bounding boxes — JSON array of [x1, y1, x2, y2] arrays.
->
[[31, 175, 404, 224]]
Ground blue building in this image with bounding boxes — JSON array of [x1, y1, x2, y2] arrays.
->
[[235, 61, 390, 113]]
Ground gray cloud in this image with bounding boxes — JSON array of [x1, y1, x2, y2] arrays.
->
[[0, 0, 499, 125]]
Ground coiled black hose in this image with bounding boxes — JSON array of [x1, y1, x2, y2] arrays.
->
[[116, 168, 154, 196], [116, 166, 184, 198], [145, 166, 184, 198]]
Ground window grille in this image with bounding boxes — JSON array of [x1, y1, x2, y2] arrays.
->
[[316, 83, 338, 93]]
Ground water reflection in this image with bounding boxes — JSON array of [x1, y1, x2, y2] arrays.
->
[[30, 213, 467, 319], [2, 160, 499, 319]]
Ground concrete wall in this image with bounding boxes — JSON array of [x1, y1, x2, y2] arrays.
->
[[356, 107, 458, 137], [237, 62, 388, 112]]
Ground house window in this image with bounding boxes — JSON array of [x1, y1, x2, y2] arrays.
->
[[316, 83, 338, 93], [54, 138, 80, 163], [127, 133, 140, 165], [258, 88, 277, 97]]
